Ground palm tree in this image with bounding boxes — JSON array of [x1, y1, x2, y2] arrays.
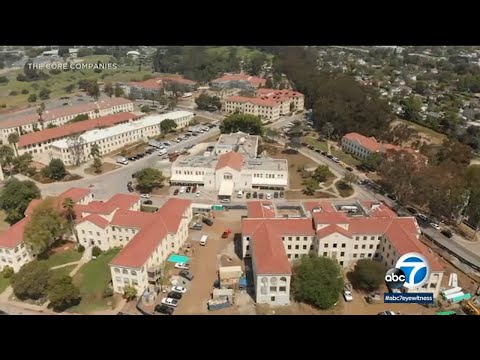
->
[[37, 103, 46, 130], [7, 132, 20, 157], [62, 197, 79, 244]]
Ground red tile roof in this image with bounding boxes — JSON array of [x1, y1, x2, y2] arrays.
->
[[225, 96, 279, 108], [215, 151, 244, 172], [18, 112, 137, 147], [77, 214, 110, 229], [110, 198, 191, 268], [107, 194, 140, 211], [76, 201, 117, 215], [110, 210, 156, 228], [0, 98, 133, 129], [159, 76, 197, 85], [250, 223, 291, 275], [242, 218, 315, 236], [303, 201, 336, 214], [128, 79, 162, 90], [247, 201, 276, 219], [312, 211, 349, 225], [361, 201, 397, 218], [343, 132, 382, 152], [212, 73, 266, 87], [317, 225, 352, 239], [0, 217, 29, 248], [256, 88, 304, 98], [59, 188, 92, 203]]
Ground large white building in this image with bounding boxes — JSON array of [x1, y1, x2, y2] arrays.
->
[[170, 132, 289, 196], [242, 200, 445, 306], [49, 111, 194, 166], [0, 98, 134, 143]]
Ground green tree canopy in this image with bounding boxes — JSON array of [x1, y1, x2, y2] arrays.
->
[[11, 261, 51, 300], [68, 113, 89, 124], [135, 168, 165, 193], [292, 255, 344, 309], [123, 285, 137, 301], [23, 197, 69, 255], [361, 152, 384, 172], [220, 114, 264, 135], [160, 119, 178, 133], [47, 273, 81, 311], [0, 178, 41, 225], [312, 165, 332, 183], [351, 259, 385, 291], [42, 158, 67, 180], [195, 93, 222, 111]]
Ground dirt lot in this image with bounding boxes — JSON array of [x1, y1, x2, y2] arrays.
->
[[285, 190, 336, 200], [271, 151, 318, 189], [84, 162, 121, 175]]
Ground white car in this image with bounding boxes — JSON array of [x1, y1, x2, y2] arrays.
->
[[140, 194, 151, 199], [343, 289, 353, 302], [174, 262, 189, 270], [180, 187, 186, 194], [171, 286, 187, 294], [430, 223, 441, 231], [161, 298, 179, 307], [266, 193, 272, 200], [196, 190, 201, 197], [378, 310, 397, 315]]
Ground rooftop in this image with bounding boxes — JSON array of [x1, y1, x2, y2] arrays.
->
[[242, 158, 288, 172], [215, 132, 259, 158], [212, 73, 266, 86], [247, 201, 276, 218], [216, 152, 244, 172], [255, 88, 305, 99], [0, 217, 29, 249], [225, 95, 279, 108], [18, 112, 137, 147], [50, 111, 193, 149]]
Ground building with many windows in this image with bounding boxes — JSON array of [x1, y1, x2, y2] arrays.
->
[[0, 98, 134, 143], [49, 111, 194, 166], [223, 96, 281, 121], [255, 88, 305, 115], [211, 73, 266, 90], [241, 200, 444, 306]]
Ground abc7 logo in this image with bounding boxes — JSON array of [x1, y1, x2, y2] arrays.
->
[[385, 268, 406, 289]]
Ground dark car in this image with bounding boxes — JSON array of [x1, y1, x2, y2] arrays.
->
[[192, 185, 197, 193], [202, 217, 213, 226], [154, 304, 174, 315], [345, 167, 353, 172], [253, 192, 258, 198], [307, 145, 315, 150], [168, 291, 183, 300], [246, 192, 251, 199], [406, 206, 417, 214], [441, 229, 453, 238], [0, 310, 9, 315], [315, 149, 321, 153], [179, 270, 194, 281], [274, 192, 279, 198], [116, 312, 129, 315], [321, 151, 327, 156], [173, 189, 179, 195], [143, 200, 153, 205], [387, 194, 397, 201], [186, 186, 191, 193], [146, 148, 156, 154], [326, 154, 334, 159], [301, 142, 308, 147], [128, 156, 136, 161], [259, 193, 264, 199], [280, 191, 285, 198], [190, 223, 203, 230]]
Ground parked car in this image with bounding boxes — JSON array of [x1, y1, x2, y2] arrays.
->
[[321, 151, 327, 156], [186, 186, 191, 193], [171, 286, 187, 294], [345, 167, 353, 172], [141, 194, 151, 199], [154, 304, 174, 315], [430, 222, 441, 231], [326, 154, 334, 159], [279, 191, 284, 198], [307, 145, 314, 150], [253, 192, 258, 198], [128, 156, 137, 161], [179, 270, 194, 281], [387, 194, 398, 201], [266, 193, 272, 200], [343, 289, 353, 302], [175, 262, 190, 270], [246, 192, 251, 199], [143, 200, 153, 205], [196, 190, 201, 197], [202, 217, 213, 226], [259, 193, 264, 199], [441, 229, 453, 238], [180, 186, 186, 194], [161, 298, 179, 307], [315, 149, 321, 153], [192, 185, 197, 193], [274, 192, 279, 198], [378, 311, 397, 315], [190, 223, 203, 230], [168, 291, 182, 300], [173, 189, 179, 195]]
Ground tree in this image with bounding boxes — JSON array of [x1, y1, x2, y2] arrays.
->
[[413, 81, 428, 95], [47, 273, 81, 311], [195, 93, 222, 111], [123, 285, 137, 301], [351, 259, 386, 291], [220, 113, 264, 135], [343, 171, 358, 185], [77, 48, 93, 58], [62, 197, 79, 244], [167, 99, 177, 110], [0, 144, 15, 174], [135, 168, 165, 193], [361, 152, 383, 172], [23, 197, 68, 255], [312, 165, 332, 183], [58, 46, 70, 58], [86, 81, 100, 100], [383, 123, 418, 145], [286, 137, 302, 151], [2, 265, 14, 279], [0, 178, 41, 225], [37, 103, 46, 130], [11, 261, 51, 300], [291, 255, 344, 309], [263, 128, 279, 140], [90, 143, 101, 160], [7, 132, 20, 157], [104, 81, 113, 98], [290, 101, 296, 113], [66, 134, 86, 166], [160, 119, 178, 133], [265, 78, 274, 88], [303, 178, 318, 195], [400, 97, 422, 123], [92, 246, 102, 257], [64, 83, 75, 93], [140, 105, 151, 113], [246, 52, 267, 76], [114, 84, 124, 97], [38, 88, 51, 100], [68, 113, 89, 124], [11, 153, 34, 175], [42, 158, 67, 180], [92, 158, 102, 174], [27, 93, 37, 103]]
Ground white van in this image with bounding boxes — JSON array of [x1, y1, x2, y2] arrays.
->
[[237, 190, 243, 198], [200, 235, 208, 246]]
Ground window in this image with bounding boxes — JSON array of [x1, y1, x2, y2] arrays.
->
[[340, 252, 345, 256], [115, 277, 121, 283], [113, 235, 116, 240], [368, 253, 372, 258], [303, 236, 308, 241], [310, 245, 314, 250], [341, 243, 346, 248], [287, 245, 291, 250], [294, 254, 299, 259], [123, 278, 129, 284], [429, 283, 436, 289], [287, 254, 291, 259], [5, 250, 9, 254], [97, 240, 101, 245], [270, 286, 277, 292], [354, 245, 358, 249], [114, 268, 120, 273], [363, 236, 367, 240], [14, 247, 19, 253], [388, 244, 391, 250], [270, 296, 276, 302], [324, 243, 328, 248], [369, 244, 374, 249], [279, 286, 287, 293], [333, 243, 337, 248], [370, 236, 375, 240], [295, 245, 299, 250], [339, 261, 344, 266], [131, 271, 137, 276], [323, 252, 328, 256], [361, 245, 366, 249], [246, 245, 249, 251], [360, 254, 365, 258], [171, 243, 174, 248], [355, 236, 359, 240], [353, 254, 357, 258], [122, 269, 128, 274], [303, 245, 307, 250], [386, 253, 390, 259], [376, 244, 380, 249], [288, 237, 292, 241]]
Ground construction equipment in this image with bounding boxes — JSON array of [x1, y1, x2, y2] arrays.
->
[[461, 299, 480, 315]]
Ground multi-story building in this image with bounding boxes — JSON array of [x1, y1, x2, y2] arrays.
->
[[17, 112, 137, 159], [0, 98, 134, 143], [0, 187, 193, 297], [49, 111, 194, 166], [342, 132, 427, 163], [255, 89, 305, 115], [170, 132, 288, 195], [211, 73, 266, 90], [121, 76, 197, 98], [241, 200, 444, 306], [223, 96, 281, 122]]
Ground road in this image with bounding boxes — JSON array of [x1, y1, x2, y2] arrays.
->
[[0, 302, 50, 315]]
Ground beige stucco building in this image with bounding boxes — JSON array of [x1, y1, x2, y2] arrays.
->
[[223, 96, 281, 122], [241, 200, 445, 305]]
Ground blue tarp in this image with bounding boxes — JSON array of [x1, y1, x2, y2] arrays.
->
[[239, 277, 247, 288]]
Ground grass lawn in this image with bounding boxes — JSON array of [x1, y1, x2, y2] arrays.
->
[[303, 136, 328, 152], [0, 211, 11, 232], [271, 151, 317, 189], [193, 116, 215, 124], [51, 264, 78, 277], [331, 149, 362, 167], [40, 249, 82, 268], [0, 277, 10, 294], [84, 162, 121, 175], [285, 190, 337, 199], [68, 248, 121, 314], [394, 119, 446, 145]]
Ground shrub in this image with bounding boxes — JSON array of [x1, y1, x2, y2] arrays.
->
[[21, 88, 29, 94], [103, 287, 114, 298], [0, 104, 6, 108], [9, 90, 18, 96], [2, 266, 14, 279], [77, 245, 85, 253], [92, 246, 102, 257], [27, 94, 37, 103]]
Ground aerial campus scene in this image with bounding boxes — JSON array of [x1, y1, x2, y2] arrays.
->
[[0, 46, 479, 316]]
